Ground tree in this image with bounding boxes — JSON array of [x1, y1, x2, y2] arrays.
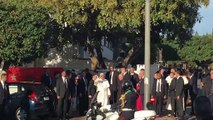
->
[[179, 35, 213, 66], [0, 1, 56, 68], [159, 39, 182, 61], [35, 0, 209, 69]]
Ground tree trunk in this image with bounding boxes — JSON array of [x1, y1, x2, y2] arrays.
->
[[123, 48, 134, 66], [123, 46, 143, 66], [0, 60, 4, 71], [95, 46, 107, 69], [87, 44, 99, 71]]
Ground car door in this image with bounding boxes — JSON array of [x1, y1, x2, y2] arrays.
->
[[8, 84, 25, 118]]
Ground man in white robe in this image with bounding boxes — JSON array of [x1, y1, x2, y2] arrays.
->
[[96, 73, 111, 107]]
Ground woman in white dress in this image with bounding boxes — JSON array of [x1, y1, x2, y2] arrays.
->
[[96, 73, 111, 107]]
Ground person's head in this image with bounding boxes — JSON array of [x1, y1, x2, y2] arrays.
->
[[0, 71, 7, 82], [118, 74, 124, 81], [61, 71, 66, 77], [186, 70, 194, 78], [170, 68, 176, 74], [120, 66, 126, 74], [210, 69, 213, 80], [45, 69, 50, 75], [92, 74, 98, 81], [130, 66, 135, 73], [194, 96, 212, 120], [159, 66, 165, 75], [210, 69, 213, 75], [99, 73, 105, 80], [109, 65, 114, 72], [54, 71, 60, 77], [139, 69, 145, 78], [169, 72, 175, 78], [66, 70, 72, 79], [122, 80, 133, 92], [175, 69, 182, 77], [155, 72, 162, 80], [82, 71, 86, 77], [75, 75, 80, 81]]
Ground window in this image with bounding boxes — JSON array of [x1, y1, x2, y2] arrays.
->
[[8, 85, 18, 94]]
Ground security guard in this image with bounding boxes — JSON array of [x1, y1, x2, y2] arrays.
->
[[119, 80, 138, 120]]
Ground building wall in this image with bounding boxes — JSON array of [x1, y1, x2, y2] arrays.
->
[[24, 43, 113, 70]]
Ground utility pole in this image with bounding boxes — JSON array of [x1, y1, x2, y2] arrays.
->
[[144, 0, 151, 110]]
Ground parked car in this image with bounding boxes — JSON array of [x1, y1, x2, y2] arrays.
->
[[7, 81, 55, 120]]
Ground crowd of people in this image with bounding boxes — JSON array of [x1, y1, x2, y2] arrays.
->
[[39, 65, 213, 120], [0, 64, 212, 120]]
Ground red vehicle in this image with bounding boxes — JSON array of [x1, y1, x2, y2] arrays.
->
[[7, 67, 63, 83], [6, 67, 63, 120]]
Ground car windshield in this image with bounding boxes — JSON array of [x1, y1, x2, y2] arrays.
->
[[21, 84, 47, 95]]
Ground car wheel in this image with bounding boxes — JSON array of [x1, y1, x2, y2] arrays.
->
[[16, 107, 28, 120]]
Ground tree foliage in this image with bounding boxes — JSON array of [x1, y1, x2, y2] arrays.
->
[[179, 35, 213, 64], [35, 0, 209, 67], [0, 0, 210, 69], [159, 39, 182, 61], [0, 1, 55, 65]]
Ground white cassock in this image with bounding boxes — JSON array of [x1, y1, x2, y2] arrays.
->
[[96, 79, 111, 107]]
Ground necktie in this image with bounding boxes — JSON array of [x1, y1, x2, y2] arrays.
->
[[1, 82, 4, 89], [84, 78, 88, 91], [110, 72, 113, 84], [64, 79, 68, 88], [157, 80, 161, 92]]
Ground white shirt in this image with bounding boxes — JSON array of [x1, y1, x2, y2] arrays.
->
[[156, 79, 162, 92], [1, 81, 5, 89], [62, 77, 68, 88], [182, 76, 189, 85], [110, 71, 114, 85], [166, 76, 173, 86]]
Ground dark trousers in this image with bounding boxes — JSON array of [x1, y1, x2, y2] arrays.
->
[[0, 104, 5, 119], [154, 93, 163, 116], [0, 102, 10, 120], [79, 93, 88, 116], [189, 86, 197, 115], [208, 95, 213, 112], [57, 94, 69, 119], [171, 96, 183, 118], [176, 97, 183, 118], [184, 86, 189, 110], [120, 111, 135, 120], [110, 90, 117, 104]]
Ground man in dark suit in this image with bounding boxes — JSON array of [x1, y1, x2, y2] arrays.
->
[[120, 66, 131, 81], [203, 69, 213, 111], [0, 71, 9, 120], [170, 69, 184, 119], [78, 71, 90, 116], [129, 66, 139, 89], [88, 73, 98, 106], [186, 70, 198, 115], [117, 73, 124, 101], [151, 72, 167, 116], [139, 69, 145, 103], [56, 70, 71, 119], [41, 69, 53, 89], [106, 65, 118, 104]]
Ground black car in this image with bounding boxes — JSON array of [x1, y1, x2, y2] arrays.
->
[[7, 81, 55, 120]]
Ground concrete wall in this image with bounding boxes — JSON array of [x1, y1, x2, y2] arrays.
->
[[24, 43, 113, 70]]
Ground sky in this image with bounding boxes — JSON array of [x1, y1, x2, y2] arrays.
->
[[193, 0, 213, 35]]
